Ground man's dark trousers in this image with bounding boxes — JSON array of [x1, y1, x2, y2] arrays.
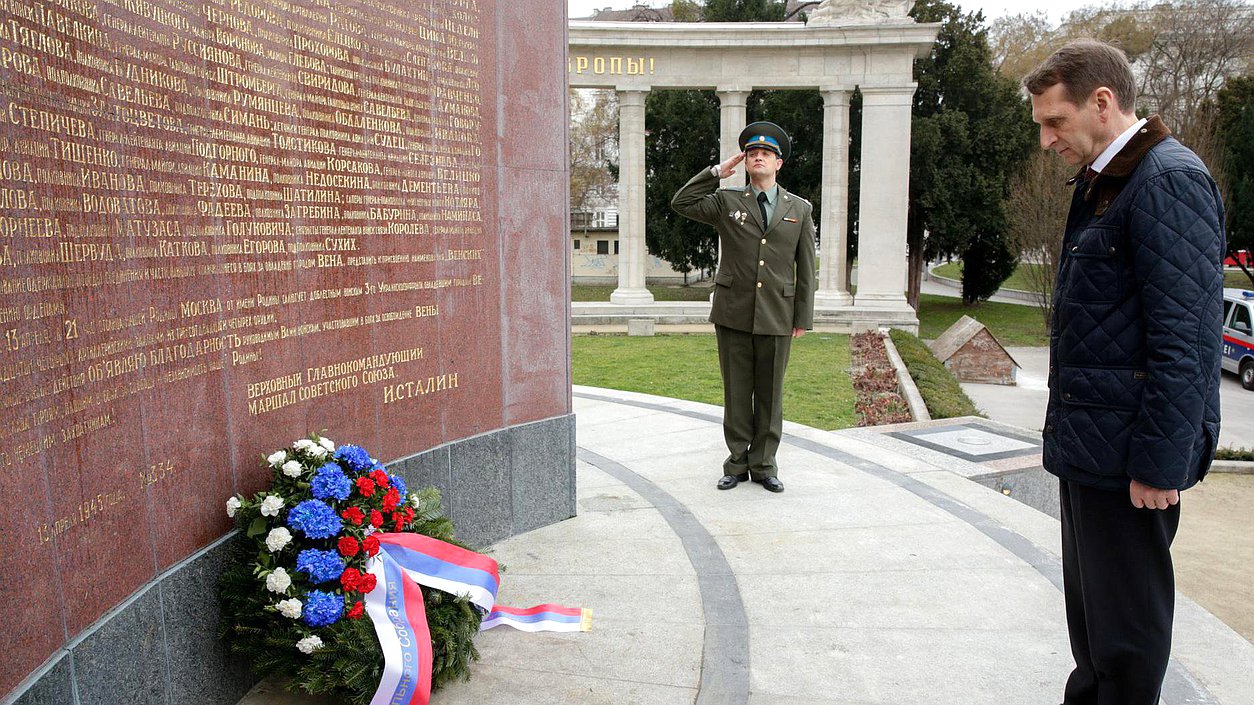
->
[[1060, 479, 1179, 705], [715, 325, 791, 480]]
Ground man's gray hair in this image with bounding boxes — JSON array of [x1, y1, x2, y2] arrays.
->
[[1023, 39, 1137, 112]]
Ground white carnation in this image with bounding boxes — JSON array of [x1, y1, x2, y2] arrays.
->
[[267, 450, 287, 467], [276, 599, 302, 619], [226, 496, 242, 518], [293, 438, 317, 452], [409, 493, 421, 510], [281, 460, 303, 478], [296, 635, 323, 654], [265, 527, 292, 553], [265, 567, 291, 594], [310, 445, 328, 459], [318, 437, 335, 452], [259, 495, 284, 517]]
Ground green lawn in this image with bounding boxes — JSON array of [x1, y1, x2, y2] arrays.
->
[[572, 284, 712, 302], [932, 260, 1046, 293], [572, 333, 858, 430], [916, 294, 1049, 347], [1227, 271, 1253, 289]]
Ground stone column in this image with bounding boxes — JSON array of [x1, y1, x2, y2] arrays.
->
[[611, 89, 654, 304], [815, 89, 852, 308], [717, 89, 749, 187], [854, 85, 916, 309]]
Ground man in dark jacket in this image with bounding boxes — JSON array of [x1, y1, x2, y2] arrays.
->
[[671, 122, 816, 494], [1025, 39, 1224, 705]]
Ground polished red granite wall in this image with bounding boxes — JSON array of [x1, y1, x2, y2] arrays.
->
[[0, 0, 570, 697]]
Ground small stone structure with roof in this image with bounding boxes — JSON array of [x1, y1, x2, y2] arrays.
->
[[929, 315, 1020, 385]]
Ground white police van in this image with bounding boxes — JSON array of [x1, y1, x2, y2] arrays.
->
[[1223, 288, 1254, 390]]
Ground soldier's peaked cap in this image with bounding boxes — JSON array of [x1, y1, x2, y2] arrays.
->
[[738, 121, 790, 161]]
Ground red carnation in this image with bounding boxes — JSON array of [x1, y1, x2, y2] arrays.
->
[[341, 507, 365, 526], [363, 535, 380, 556], [382, 488, 401, 512], [403, 507, 415, 522], [370, 469, 390, 488], [340, 567, 362, 592], [355, 477, 376, 498], [357, 573, 377, 593], [337, 536, 360, 557], [346, 601, 364, 620], [370, 510, 384, 528]]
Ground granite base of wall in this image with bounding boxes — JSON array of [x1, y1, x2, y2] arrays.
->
[[5, 414, 576, 705], [973, 465, 1061, 520]]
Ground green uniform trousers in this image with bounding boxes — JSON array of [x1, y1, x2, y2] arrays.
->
[[716, 324, 792, 479]]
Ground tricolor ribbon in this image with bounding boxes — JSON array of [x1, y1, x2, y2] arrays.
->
[[363, 533, 590, 705]]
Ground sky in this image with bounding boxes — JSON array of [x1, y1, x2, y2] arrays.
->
[[567, 0, 1101, 25]]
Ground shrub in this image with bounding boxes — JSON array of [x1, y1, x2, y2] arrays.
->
[[887, 329, 983, 419], [1215, 446, 1254, 462]]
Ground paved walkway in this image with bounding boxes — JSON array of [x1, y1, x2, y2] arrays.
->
[[241, 387, 1254, 705]]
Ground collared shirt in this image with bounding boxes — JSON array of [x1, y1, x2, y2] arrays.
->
[[1090, 117, 1148, 174], [751, 184, 779, 226]]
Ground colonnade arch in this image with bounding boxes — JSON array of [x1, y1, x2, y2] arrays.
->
[[568, 14, 939, 331]]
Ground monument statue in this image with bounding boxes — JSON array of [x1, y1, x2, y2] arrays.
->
[[806, 0, 915, 25]]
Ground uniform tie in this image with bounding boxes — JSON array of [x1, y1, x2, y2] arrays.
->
[[757, 191, 769, 229]]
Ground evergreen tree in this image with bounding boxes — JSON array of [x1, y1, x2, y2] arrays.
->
[[644, 90, 722, 276], [640, 0, 793, 278], [1216, 75, 1254, 287], [907, 0, 1037, 306], [703, 0, 785, 21]]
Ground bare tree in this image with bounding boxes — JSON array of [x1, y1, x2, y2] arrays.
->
[[989, 11, 1057, 78], [1005, 151, 1075, 328], [990, 3, 1154, 80], [569, 89, 619, 221], [1135, 0, 1254, 134]]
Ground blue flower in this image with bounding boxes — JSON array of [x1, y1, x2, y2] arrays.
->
[[388, 473, 407, 497], [310, 463, 351, 501], [334, 445, 372, 473], [302, 590, 343, 628], [286, 500, 342, 539], [296, 548, 346, 584]]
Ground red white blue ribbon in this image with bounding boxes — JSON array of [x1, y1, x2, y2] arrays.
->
[[364, 533, 590, 705]]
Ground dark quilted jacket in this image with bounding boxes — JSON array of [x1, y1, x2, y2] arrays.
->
[[1043, 116, 1225, 491]]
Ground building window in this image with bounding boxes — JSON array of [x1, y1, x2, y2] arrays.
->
[[596, 240, 609, 255], [614, 240, 620, 255], [592, 210, 618, 228], [573, 239, 580, 250]]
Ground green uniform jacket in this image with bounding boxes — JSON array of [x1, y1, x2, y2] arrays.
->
[[671, 168, 816, 336]]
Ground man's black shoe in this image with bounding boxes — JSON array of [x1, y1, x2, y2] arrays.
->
[[760, 477, 784, 493], [717, 473, 749, 490]]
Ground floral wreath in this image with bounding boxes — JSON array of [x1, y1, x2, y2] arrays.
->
[[220, 434, 480, 701]]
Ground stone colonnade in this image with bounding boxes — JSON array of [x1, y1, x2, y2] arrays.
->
[[570, 21, 940, 329]]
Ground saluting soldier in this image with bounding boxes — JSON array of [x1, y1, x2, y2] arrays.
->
[[671, 121, 816, 493]]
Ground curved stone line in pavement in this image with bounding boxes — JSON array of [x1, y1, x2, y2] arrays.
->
[[576, 448, 751, 705], [572, 391, 1218, 705]]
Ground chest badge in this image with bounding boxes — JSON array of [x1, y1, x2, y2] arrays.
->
[[729, 210, 748, 225]]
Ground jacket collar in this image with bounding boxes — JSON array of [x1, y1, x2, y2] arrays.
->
[[1069, 114, 1172, 185], [742, 185, 797, 232]]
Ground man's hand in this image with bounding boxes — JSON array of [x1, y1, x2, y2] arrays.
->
[[792, 328, 806, 339], [717, 153, 745, 179], [1129, 478, 1180, 510]]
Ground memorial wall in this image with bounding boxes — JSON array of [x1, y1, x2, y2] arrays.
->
[[0, 0, 572, 701]]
